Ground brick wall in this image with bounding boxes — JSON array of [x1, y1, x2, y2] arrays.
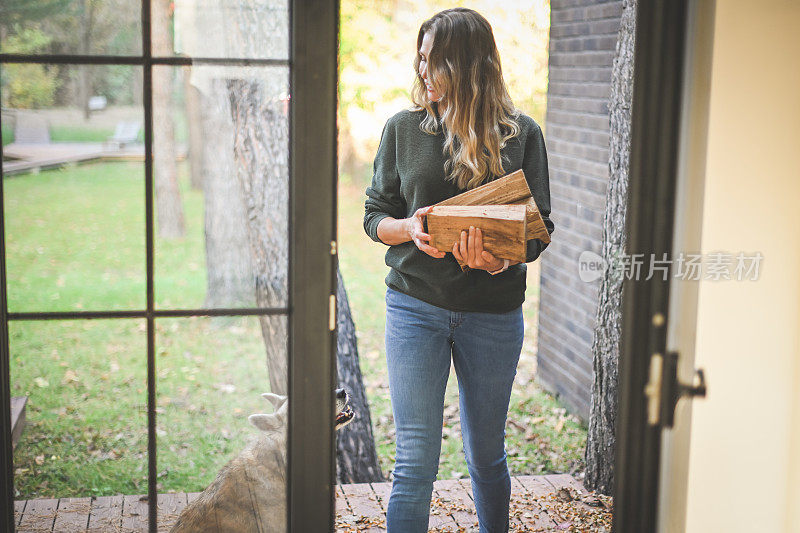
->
[[537, 0, 622, 421]]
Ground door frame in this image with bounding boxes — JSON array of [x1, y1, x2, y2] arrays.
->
[[613, 0, 690, 531], [288, 0, 339, 530], [0, 0, 339, 530], [656, 0, 716, 530]]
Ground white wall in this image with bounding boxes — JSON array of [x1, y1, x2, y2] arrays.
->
[[682, 1, 800, 532]]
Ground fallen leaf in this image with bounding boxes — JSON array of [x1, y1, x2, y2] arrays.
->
[[507, 419, 527, 432], [581, 494, 607, 508], [34, 377, 49, 388], [557, 487, 575, 502]]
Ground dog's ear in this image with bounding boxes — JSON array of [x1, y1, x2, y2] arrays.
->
[[261, 393, 288, 412], [249, 413, 283, 432]]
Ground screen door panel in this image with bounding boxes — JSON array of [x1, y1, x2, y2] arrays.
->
[[1, 0, 297, 529]]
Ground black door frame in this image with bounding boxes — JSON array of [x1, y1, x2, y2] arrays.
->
[[0, 0, 338, 530], [288, 0, 339, 531], [613, 1, 689, 532]]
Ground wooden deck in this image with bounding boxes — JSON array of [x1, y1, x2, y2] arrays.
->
[[14, 474, 604, 532], [2, 142, 187, 175]]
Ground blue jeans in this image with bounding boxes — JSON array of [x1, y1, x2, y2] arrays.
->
[[384, 287, 524, 533]]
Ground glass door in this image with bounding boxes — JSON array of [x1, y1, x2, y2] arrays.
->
[[0, 0, 338, 530]]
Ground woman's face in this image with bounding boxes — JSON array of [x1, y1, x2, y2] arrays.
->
[[418, 31, 443, 103]]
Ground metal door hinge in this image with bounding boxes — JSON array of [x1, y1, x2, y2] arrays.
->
[[329, 294, 336, 331], [644, 353, 664, 426], [645, 351, 706, 427]]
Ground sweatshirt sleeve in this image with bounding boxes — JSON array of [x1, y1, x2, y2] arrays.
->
[[363, 116, 407, 245], [522, 121, 555, 263]]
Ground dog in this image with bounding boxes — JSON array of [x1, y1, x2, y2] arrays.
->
[[170, 388, 355, 533]]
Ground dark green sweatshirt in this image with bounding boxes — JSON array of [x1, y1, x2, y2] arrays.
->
[[363, 108, 554, 313]]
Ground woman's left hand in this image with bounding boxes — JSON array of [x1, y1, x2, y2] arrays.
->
[[452, 226, 505, 272]]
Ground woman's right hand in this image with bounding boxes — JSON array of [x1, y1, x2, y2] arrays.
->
[[406, 206, 446, 259]]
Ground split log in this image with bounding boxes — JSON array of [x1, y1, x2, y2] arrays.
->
[[427, 204, 528, 263], [510, 197, 552, 244], [432, 169, 551, 269], [435, 169, 531, 207]]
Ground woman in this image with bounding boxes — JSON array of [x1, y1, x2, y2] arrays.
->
[[363, 8, 554, 532]]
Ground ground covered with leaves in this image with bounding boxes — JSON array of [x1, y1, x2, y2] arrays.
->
[[335, 482, 612, 532]]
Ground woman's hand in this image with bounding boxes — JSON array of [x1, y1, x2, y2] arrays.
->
[[452, 226, 505, 271], [406, 206, 446, 259]]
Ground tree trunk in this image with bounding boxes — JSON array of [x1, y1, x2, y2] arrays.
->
[[152, 0, 185, 239], [78, 0, 94, 121], [584, 0, 637, 495], [335, 263, 384, 483], [198, 78, 254, 308], [226, 79, 289, 395], [182, 66, 205, 190]]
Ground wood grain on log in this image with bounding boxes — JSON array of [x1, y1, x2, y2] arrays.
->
[[435, 169, 531, 207], [510, 197, 552, 243], [427, 205, 527, 263]]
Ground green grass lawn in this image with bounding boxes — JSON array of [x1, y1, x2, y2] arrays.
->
[[4, 162, 147, 312], [48, 125, 147, 144], [8, 161, 586, 499], [49, 126, 115, 143], [2, 122, 146, 147], [4, 160, 208, 313], [2, 123, 13, 146], [6, 161, 271, 498], [11, 316, 272, 497]]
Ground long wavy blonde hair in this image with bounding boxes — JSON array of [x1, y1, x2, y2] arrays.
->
[[411, 8, 521, 191]]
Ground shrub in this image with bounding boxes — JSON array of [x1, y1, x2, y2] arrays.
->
[[0, 25, 61, 109]]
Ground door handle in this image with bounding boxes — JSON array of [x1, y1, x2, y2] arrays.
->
[[645, 351, 707, 427], [677, 368, 707, 400]]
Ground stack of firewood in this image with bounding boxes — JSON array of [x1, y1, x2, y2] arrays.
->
[[426, 169, 551, 270]]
